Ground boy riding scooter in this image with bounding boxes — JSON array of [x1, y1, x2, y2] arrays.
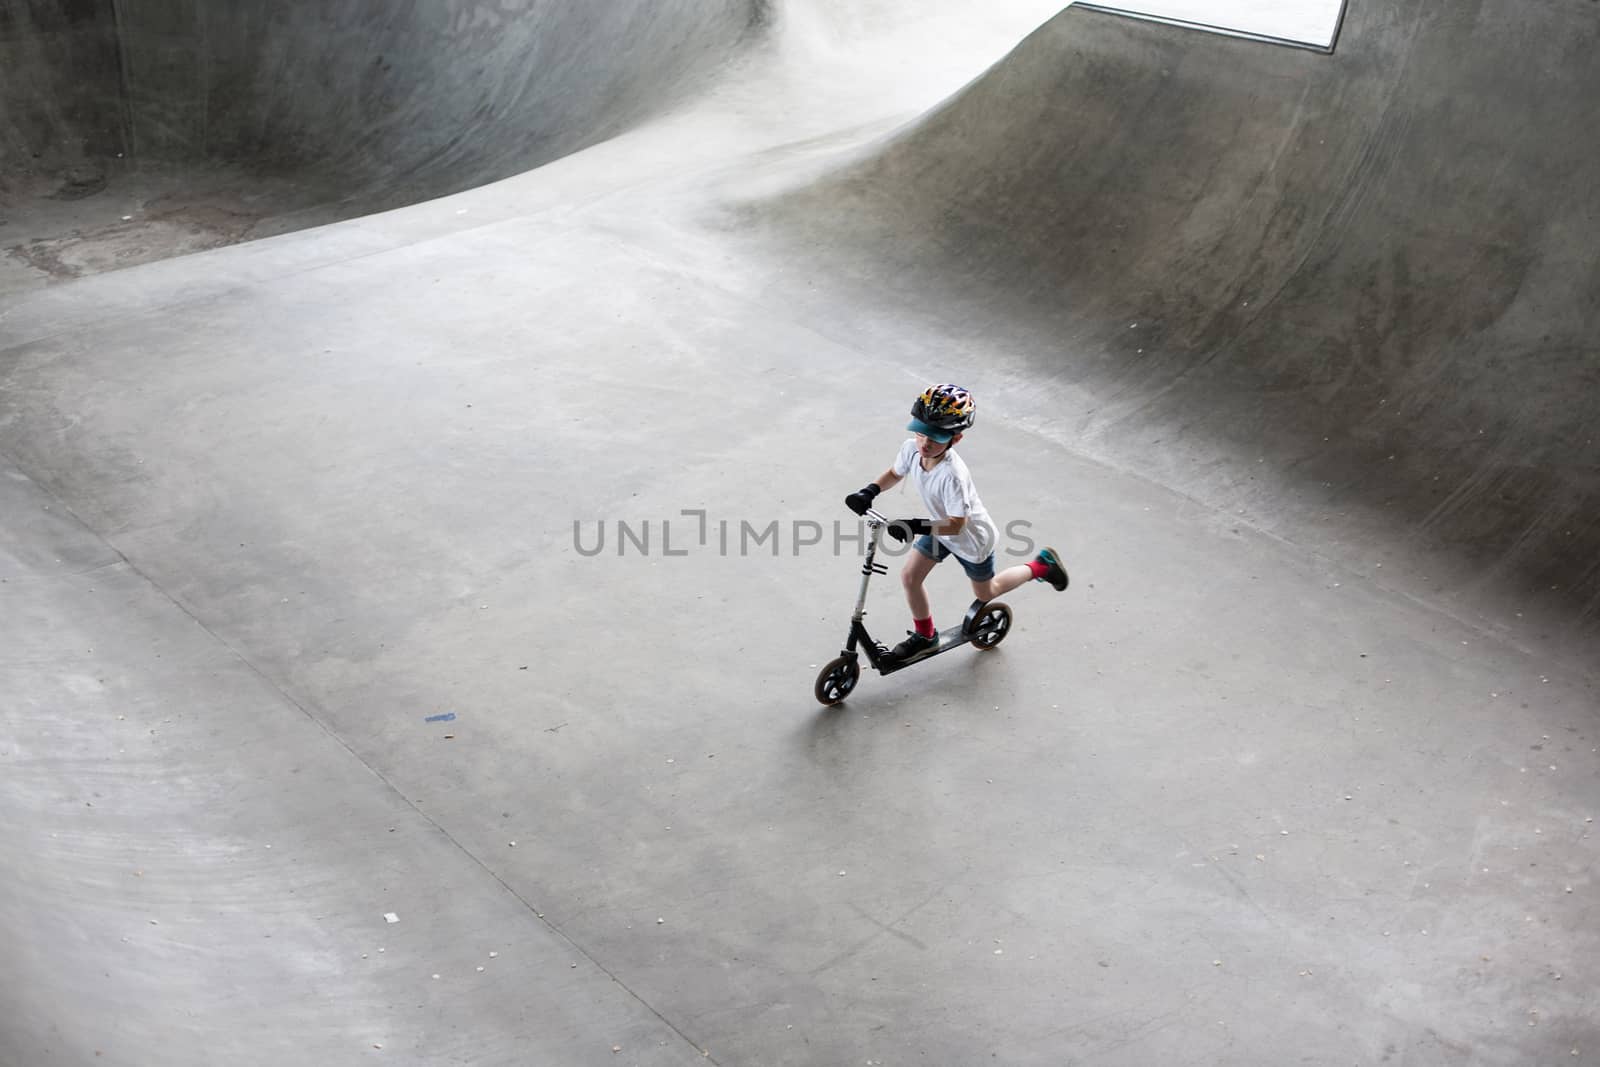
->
[[846, 383, 1069, 664]]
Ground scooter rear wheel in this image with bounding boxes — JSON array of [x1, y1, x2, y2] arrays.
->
[[814, 655, 860, 706], [970, 602, 1012, 650]]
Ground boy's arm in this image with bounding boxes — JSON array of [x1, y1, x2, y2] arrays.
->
[[845, 471, 962, 533], [932, 478, 967, 536]]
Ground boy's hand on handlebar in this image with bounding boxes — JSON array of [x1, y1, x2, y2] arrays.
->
[[884, 518, 933, 542], [845, 483, 882, 515]]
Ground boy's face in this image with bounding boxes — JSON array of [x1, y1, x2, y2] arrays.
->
[[914, 432, 960, 460]]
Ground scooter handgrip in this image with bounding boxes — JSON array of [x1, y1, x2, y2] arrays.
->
[[884, 518, 933, 542]]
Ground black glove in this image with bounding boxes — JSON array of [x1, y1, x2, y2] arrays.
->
[[884, 518, 933, 543], [845, 483, 882, 516]]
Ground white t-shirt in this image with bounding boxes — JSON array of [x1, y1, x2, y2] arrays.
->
[[892, 438, 998, 563]]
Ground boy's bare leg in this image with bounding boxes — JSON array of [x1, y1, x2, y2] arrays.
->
[[900, 548, 938, 620], [971, 564, 1034, 603]]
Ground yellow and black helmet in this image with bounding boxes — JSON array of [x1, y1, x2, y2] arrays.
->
[[908, 383, 976, 442]]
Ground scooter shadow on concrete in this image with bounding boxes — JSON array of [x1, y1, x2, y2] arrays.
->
[[800, 614, 1015, 751]]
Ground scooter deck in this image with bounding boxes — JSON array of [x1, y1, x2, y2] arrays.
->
[[874, 628, 973, 674]]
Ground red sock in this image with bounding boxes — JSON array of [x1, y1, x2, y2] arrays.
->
[[1027, 559, 1050, 580], [914, 616, 935, 638]]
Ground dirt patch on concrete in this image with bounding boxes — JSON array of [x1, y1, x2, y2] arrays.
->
[[1, 165, 351, 293], [8, 203, 261, 280]]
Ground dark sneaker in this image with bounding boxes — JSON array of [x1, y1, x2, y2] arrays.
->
[[1036, 547, 1070, 591], [888, 630, 938, 661]]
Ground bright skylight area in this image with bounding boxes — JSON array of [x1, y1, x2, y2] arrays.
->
[[1075, 0, 1347, 50]]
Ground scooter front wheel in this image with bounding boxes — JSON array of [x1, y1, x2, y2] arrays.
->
[[970, 602, 1012, 651], [814, 655, 861, 706]]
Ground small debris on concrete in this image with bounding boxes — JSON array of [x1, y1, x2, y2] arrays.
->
[[384, 913, 399, 924], [425, 712, 456, 723]]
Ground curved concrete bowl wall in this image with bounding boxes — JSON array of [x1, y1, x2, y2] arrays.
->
[[0, 0, 127, 193], [751, 0, 1600, 625], [0, 0, 759, 281], [112, 0, 760, 197]]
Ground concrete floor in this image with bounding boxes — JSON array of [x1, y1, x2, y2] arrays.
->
[[2, 2, 1597, 1065]]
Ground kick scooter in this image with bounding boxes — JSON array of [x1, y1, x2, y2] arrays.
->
[[813, 508, 1013, 706]]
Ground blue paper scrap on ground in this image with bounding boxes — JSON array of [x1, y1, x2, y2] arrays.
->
[[425, 712, 456, 723]]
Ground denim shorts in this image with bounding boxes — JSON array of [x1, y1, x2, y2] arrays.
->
[[914, 534, 996, 581]]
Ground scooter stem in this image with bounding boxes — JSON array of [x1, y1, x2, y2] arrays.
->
[[851, 509, 891, 621]]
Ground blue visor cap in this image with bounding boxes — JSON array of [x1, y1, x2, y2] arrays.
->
[[907, 417, 955, 443]]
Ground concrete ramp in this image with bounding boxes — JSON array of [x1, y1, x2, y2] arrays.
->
[[748, 0, 1600, 631]]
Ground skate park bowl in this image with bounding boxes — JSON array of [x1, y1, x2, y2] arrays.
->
[[0, 0, 759, 289], [3, 1, 1598, 1064]]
